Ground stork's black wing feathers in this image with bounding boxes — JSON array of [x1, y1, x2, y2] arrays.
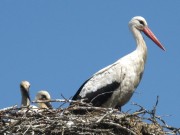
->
[[71, 62, 123, 107], [72, 78, 120, 107], [86, 81, 120, 106], [72, 78, 92, 100]]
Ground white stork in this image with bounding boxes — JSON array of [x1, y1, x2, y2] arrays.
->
[[35, 90, 53, 109], [1, 81, 32, 125], [72, 16, 165, 110], [20, 81, 31, 107], [20, 81, 38, 111]]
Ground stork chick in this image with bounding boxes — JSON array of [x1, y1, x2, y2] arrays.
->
[[35, 90, 52, 109], [20, 81, 31, 107]]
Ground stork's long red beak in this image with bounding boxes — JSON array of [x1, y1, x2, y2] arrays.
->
[[143, 27, 166, 51]]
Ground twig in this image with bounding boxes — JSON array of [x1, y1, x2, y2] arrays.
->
[[23, 124, 31, 135], [0, 105, 18, 112], [103, 122, 137, 135], [96, 109, 114, 123]]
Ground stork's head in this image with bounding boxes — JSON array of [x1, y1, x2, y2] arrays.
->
[[20, 81, 30, 90], [20, 80, 31, 102], [129, 16, 148, 30], [35, 90, 52, 109], [129, 16, 166, 51]]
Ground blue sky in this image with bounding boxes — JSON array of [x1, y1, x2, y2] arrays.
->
[[0, 1, 179, 127]]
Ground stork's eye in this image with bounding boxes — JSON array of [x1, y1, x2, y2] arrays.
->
[[139, 20, 145, 26], [41, 95, 47, 100]]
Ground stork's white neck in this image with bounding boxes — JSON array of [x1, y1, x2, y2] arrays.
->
[[131, 27, 147, 62], [21, 97, 30, 107], [21, 90, 30, 107]]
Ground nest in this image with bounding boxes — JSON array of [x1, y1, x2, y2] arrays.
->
[[0, 98, 179, 135]]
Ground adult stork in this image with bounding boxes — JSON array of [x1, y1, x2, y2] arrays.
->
[[35, 90, 53, 109], [71, 16, 165, 110]]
